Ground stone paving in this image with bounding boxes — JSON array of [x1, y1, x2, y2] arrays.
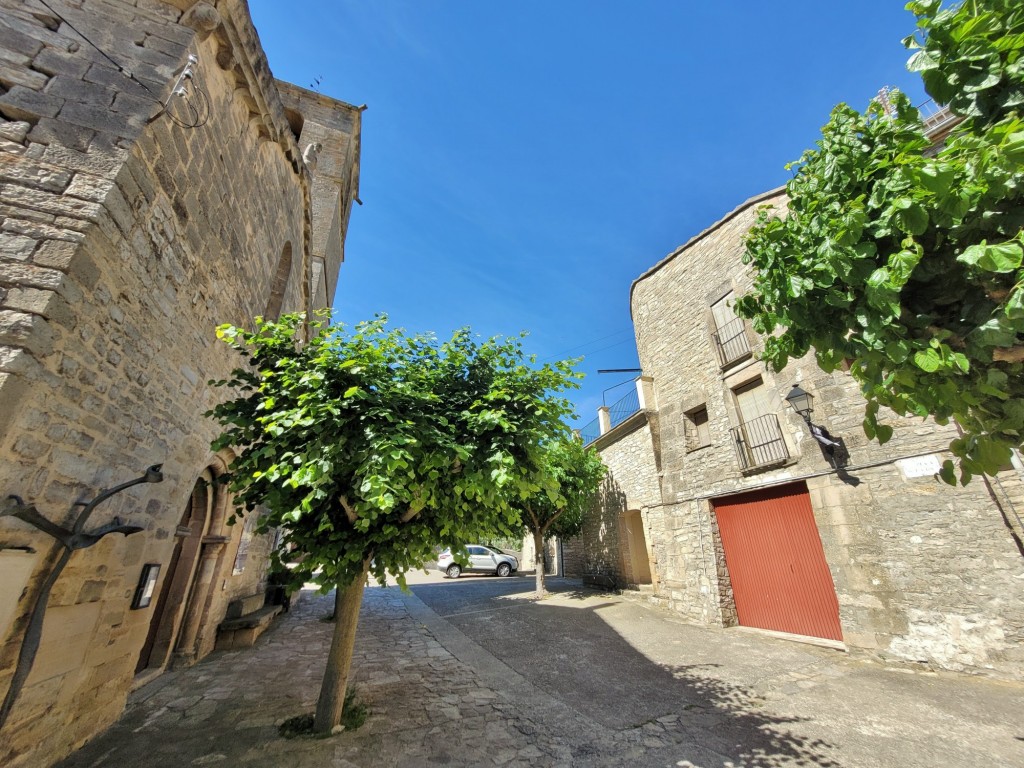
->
[[56, 576, 1024, 768]]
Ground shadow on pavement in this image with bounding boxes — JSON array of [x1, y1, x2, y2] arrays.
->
[[412, 581, 841, 767]]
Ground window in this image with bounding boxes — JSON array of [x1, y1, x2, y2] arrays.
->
[[729, 377, 789, 470], [710, 292, 752, 368], [684, 406, 711, 451], [264, 242, 292, 321]]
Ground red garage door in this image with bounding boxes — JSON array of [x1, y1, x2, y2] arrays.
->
[[713, 482, 842, 641]]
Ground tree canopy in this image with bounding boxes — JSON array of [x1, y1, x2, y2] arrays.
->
[[207, 313, 582, 731], [736, 0, 1024, 483]]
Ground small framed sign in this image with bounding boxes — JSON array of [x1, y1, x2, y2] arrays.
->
[[131, 563, 161, 609]]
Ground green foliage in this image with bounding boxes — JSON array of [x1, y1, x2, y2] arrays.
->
[[515, 436, 606, 540], [736, 0, 1024, 483], [340, 687, 368, 730], [277, 688, 367, 737], [208, 313, 581, 589]]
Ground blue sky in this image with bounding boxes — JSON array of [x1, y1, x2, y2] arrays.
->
[[249, 1, 930, 428]]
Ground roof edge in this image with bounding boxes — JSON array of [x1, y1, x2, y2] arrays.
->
[[629, 186, 787, 318]]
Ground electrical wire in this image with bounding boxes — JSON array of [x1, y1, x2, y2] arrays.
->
[[540, 328, 636, 362], [37, 0, 208, 129], [36, 0, 162, 104]]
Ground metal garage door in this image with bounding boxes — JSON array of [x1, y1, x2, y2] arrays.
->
[[713, 482, 842, 641]]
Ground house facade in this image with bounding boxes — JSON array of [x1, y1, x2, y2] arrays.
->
[[568, 188, 1024, 680], [0, 1, 360, 765]]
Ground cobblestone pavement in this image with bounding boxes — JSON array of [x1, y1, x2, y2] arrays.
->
[[57, 575, 1024, 768]]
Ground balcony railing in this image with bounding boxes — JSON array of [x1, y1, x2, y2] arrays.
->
[[730, 413, 790, 471], [917, 98, 960, 138], [712, 317, 751, 368], [608, 388, 641, 430], [578, 417, 601, 446]]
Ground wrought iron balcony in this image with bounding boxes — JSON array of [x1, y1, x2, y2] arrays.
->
[[578, 417, 601, 446], [712, 317, 751, 368], [730, 413, 790, 471], [608, 388, 640, 430]]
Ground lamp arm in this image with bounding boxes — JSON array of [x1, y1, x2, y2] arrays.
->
[[73, 464, 163, 533]]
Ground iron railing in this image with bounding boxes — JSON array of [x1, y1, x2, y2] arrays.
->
[[578, 417, 601, 446], [730, 413, 789, 471], [608, 388, 640, 430], [712, 317, 751, 368], [916, 98, 960, 137]]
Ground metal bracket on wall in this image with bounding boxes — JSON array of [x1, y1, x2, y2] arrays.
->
[[0, 464, 164, 731]]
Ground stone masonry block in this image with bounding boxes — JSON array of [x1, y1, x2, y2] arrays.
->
[[2, 216, 84, 244], [0, 20, 45, 58], [0, 85, 64, 121], [0, 260, 68, 291], [30, 47, 92, 79], [27, 117, 96, 152], [41, 140, 128, 178], [0, 308, 54, 355], [0, 201, 55, 226], [82, 62, 164, 98], [0, 157, 72, 192], [44, 75, 117, 107], [0, 61, 48, 91], [64, 172, 113, 203], [0, 183, 102, 221], [57, 101, 144, 141], [0, 120, 30, 143], [0, 232, 37, 260], [3, 286, 73, 325], [32, 238, 77, 269]]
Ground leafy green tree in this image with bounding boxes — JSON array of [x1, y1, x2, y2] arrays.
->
[[513, 437, 606, 598], [736, 0, 1024, 484], [208, 314, 579, 733]]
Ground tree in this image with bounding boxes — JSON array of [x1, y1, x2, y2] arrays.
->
[[735, 0, 1024, 484], [513, 437, 606, 599], [207, 314, 579, 733]]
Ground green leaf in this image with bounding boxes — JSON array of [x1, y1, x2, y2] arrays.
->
[[957, 242, 1023, 273]]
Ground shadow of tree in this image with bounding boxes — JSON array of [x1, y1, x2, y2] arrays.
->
[[412, 580, 842, 767]]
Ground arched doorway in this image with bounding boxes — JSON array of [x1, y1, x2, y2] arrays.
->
[[622, 509, 653, 585], [135, 472, 213, 674]]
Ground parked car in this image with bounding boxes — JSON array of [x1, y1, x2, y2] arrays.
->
[[437, 545, 519, 578]]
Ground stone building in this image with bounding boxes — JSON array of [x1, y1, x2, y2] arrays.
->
[[0, 1, 361, 765], [568, 188, 1024, 680]]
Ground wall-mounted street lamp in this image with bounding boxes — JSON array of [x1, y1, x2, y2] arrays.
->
[[784, 385, 848, 467], [784, 385, 815, 425]]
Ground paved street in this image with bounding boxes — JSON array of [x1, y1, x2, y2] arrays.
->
[[58, 571, 1024, 767]]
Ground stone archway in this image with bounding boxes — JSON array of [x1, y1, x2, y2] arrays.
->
[[622, 509, 653, 585], [135, 471, 213, 675], [171, 453, 234, 666]]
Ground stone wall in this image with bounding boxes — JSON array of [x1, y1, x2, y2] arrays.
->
[[564, 416, 661, 588], [585, 189, 1024, 680], [0, 2, 361, 765]]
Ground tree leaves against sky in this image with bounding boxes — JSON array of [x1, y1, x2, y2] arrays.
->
[[736, 0, 1023, 484]]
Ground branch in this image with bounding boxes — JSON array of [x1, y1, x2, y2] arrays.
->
[[539, 508, 563, 535], [399, 507, 420, 524], [993, 345, 1024, 364], [338, 494, 358, 525]]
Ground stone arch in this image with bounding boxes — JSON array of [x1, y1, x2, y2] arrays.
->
[[172, 450, 238, 665], [620, 509, 653, 586], [135, 470, 214, 675], [264, 241, 292, 321]]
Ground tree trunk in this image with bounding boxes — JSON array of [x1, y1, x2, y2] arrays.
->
[[313, 560, 368, 734], [533, 528, 546, 599]]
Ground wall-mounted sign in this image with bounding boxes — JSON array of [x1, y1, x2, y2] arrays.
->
[[896, 454, 942, 479], [131, 563, 161, 609]]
